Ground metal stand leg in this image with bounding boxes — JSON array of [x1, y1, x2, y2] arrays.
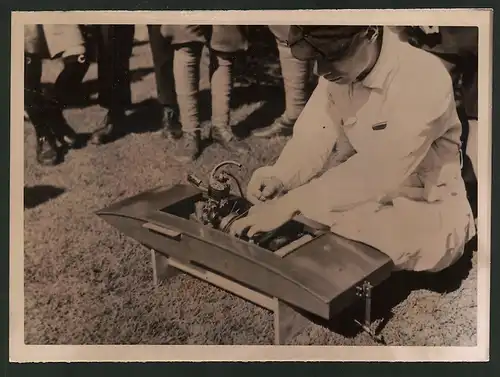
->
[[354, 281, 386, 344]]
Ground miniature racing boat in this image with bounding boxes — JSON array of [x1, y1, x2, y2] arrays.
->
[[96, 160, 394, 344]]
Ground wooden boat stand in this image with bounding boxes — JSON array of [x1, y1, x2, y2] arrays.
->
[[150, 248, 385, 345]]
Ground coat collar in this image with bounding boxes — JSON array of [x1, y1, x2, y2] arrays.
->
[[362, 26, 401, 90]]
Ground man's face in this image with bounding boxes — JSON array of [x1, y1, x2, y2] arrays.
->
[[313, 36, 376, 84]]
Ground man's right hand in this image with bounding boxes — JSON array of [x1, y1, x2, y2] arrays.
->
[[246, 167, 286, 205]]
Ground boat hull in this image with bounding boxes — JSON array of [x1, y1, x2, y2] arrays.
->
[[97, 184, 394, 320]]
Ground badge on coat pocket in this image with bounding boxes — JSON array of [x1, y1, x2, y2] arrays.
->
[[372, 121, 387, 131]]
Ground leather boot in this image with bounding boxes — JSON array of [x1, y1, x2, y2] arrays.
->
[[172, 131, 200, 163], [54, 54, 90, 108], [252, 115, 295, 138], [44, 106, 80, 148], [90, 109, 126, 145], [161, 106, 183, 140], [24, 53, 61, 165], [34, 124, 59, 166], [211, 125, 249, 154]]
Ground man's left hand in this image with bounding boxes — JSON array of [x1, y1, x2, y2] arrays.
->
[[229, 197, 299, 239]]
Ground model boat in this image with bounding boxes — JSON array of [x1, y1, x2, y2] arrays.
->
[[96, 160, 394, 344]]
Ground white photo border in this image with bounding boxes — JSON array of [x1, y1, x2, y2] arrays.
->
[[10, 9, 492, 362]]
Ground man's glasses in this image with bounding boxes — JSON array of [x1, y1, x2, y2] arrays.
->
[[285, 26, 365, 62]]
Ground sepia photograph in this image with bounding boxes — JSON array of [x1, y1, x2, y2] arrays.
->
[[10, 9, 491, 362]]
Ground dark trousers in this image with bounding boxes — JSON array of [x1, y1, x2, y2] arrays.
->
[[147, 25, 177, 108], [24, 54, 64, 133], [24, 54, 46, 130], [435, 51, 477, 169], [91, 25, 135, 111]]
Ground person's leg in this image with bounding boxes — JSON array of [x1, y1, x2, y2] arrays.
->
[[24, 53, 58, 165], [253, 30, 311, 138], [53, 52, 90, 107], [462, 56, 478, 179], [446, 57, 478, 220], [466, 119, 478, 179], [276, 42, 310, 121], [323, 187, 475, 273], [47, 52, 90, 147], [456, 58, 478, 221], [209, 50, 248, 153], [91, 24, 135, 145], [171, 42, 203, 162], [147, 25, 182, 139]]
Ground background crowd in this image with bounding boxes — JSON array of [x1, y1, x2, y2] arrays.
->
[[24, 24, 478, 182]]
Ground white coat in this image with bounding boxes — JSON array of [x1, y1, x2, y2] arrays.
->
[[253, 27, 476, 272]]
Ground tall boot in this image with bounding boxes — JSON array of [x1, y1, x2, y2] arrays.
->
[[25, 53, 59, 165], [90, 25, 134, 146], [26, 107, 60, 166], [172, 43, 202, 162], [34, 124, 59, 166], [253, 42, 310, 138], [43, 88, 79, 148], [147, 25, 183, 139], [53, 53, 90, 108], [209, 51, 249, 154], [44, 105, 80, 148], [29, 53, 82, 148], [90, 107, 127, 145]]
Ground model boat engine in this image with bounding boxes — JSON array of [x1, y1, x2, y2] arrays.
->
[[186, 160, 310, 251], [186, 160, 251, 232]]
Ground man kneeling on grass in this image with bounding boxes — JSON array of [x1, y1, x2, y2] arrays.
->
[[229, 25, 476, 273]]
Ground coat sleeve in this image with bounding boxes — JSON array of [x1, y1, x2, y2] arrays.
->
[[269, 78, 341, 191], [285, 71, 458, 216]]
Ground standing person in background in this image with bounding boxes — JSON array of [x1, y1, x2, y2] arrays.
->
[[24, 24, 86, 166], [45, 24, 91, 110], [146, 25, 183, 140], [87, 25, 136, 145], [252, 25, 315, 138], [159, 25, 250, 162]]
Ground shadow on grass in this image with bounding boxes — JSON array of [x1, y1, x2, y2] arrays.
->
[[41, 67, 155, 110], [24, 185, 65, 209], [123, 98, 166, 134], [90, 81, 287, 146], [61, 98, 164, 146], [132, 40, 150, 48], [232, 85, 286, 138], [57, 133, 93, 166], [197, 84, 286, 139]]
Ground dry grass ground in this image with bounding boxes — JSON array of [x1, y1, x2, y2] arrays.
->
[[23, 26, 477, 346]]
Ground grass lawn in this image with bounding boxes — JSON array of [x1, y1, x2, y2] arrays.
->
[[23, 26, 477, 346]]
